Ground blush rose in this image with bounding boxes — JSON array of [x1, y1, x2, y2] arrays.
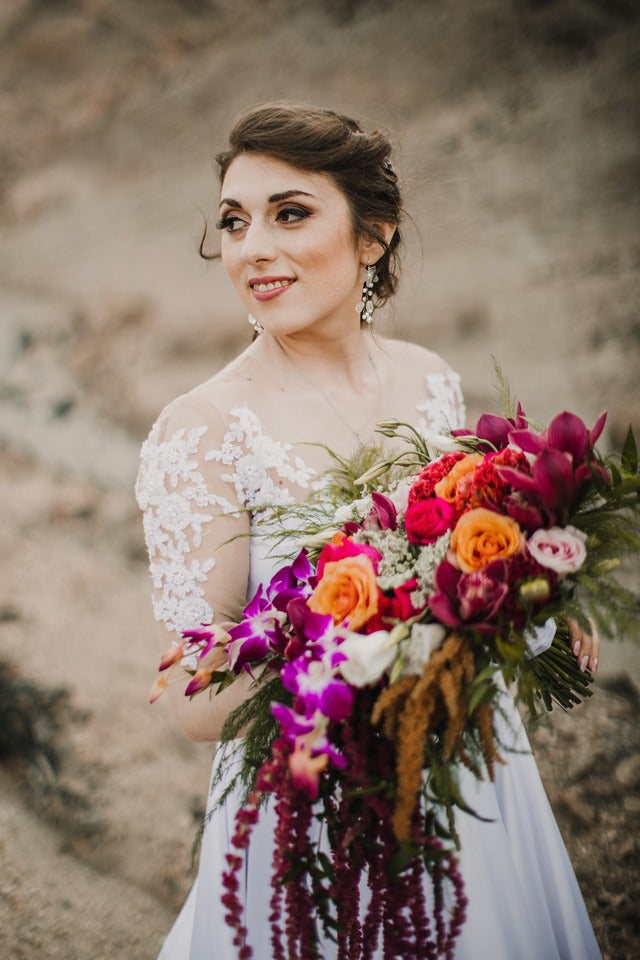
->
[[526, 525, 587, 575]]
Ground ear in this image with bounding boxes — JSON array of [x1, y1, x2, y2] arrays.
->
[[358, 222, 397, 265]]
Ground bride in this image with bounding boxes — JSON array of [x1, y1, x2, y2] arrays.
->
[[136, 102, 601, 959]]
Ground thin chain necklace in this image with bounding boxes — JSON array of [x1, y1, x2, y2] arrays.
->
[[273, 336, 382, 444]]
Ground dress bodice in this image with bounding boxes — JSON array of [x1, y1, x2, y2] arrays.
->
[[135, 370, 465, 639]]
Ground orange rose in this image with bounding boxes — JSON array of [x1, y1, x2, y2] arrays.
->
[[434, 453, 483, 503], [308, 555, 379, 630], [450, 507, 523, 572]]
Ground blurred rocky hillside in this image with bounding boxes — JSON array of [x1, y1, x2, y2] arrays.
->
[[0, 1, 638, 957]]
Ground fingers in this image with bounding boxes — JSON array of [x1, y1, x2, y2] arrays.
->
[[567, 617, 600, 673]]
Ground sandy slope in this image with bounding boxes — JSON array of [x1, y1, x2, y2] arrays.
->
[[0, 1, 638, 957]]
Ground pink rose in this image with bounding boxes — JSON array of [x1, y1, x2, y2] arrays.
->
[[404, 497, 455, 545], [316, 533, 382, 578], [526, 525, 587, 575]]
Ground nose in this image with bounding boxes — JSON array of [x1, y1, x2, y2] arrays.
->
[[240, 218, 277, 265]]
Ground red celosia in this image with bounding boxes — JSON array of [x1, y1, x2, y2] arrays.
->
[[408, 453, 466, 505], [453, 448, 531, 515]]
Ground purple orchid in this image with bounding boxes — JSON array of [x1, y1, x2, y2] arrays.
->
[[158, 641, 186, 671], [271, 706, 347, 770], [282, 649, 353, 722], [303, 730, 347, 769], [428, 559, 509, 632], [288, 738, 329, 800], [180, 626, 219, 661], [267, 549, 315, 613], [286, 730, 347, 798], [226, 584, 285, 674], [184, 667, 214, 697], [271, 702, 317, 739], [287, 597, 334, 651]]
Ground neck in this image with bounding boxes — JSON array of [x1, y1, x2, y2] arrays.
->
[[265, 326, 378, 391]]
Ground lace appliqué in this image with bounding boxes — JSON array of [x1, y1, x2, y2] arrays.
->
[[137, 380, 462, 638], [136, 421, 232, 634], [417, 370, 466, 435], [205, 406, 316, 509], [137, 407, 317, 636]]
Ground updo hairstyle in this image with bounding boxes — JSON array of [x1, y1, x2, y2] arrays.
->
[[213, 102, 403, 305]]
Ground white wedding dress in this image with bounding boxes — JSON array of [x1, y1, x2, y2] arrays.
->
[[136, 368, 601, 960]]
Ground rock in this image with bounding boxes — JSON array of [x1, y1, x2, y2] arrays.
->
[[47, 482, 98, 523], [623, 795, 640, 815], [556, 786, 590, 829], [614, 754, 640, 790], [600, 672, 640, 704]]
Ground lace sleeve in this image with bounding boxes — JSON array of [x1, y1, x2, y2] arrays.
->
[[135, 399, 251, 641], [416, 369, 466, 435]]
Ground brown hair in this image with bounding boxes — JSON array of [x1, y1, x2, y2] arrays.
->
[[207, 102, 403, 305]]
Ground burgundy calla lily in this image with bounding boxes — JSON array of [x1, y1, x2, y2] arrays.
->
[[510, 410, 607, 462], [504, 410, 609, 522], [503, 493, 544, 532], [367, 491, 398, 531], [454, 403, 528, 452], [428, 559, 508, 632], [475, 403, 528, 451]]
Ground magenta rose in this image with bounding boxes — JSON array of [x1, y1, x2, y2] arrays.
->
[[404, 497, 455, 545], [316, 533, 382, 578]]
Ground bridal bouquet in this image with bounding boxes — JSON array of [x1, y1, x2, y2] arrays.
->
[[152, 394, 640, 960]]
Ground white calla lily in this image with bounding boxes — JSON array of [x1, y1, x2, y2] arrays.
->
[[400, 623, 447, 677], [338, 630, 396, 687]]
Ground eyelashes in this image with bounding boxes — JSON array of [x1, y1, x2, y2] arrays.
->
[[215, 215, 244, 233], [277, 206, 311, 224], [215, 206, 312, 233]]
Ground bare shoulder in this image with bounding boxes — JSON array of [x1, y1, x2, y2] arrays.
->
[[157, 341, 261, 431], [380, 337, 457, 377]]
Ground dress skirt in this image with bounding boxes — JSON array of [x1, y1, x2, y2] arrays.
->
[[157, 693, 601, 960]]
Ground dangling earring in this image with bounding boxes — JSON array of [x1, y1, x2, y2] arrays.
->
[[355, 264, 378, 324], [248, 313, 263, 334]]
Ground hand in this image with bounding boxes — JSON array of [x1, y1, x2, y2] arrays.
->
[[567, 617, 600, 673]]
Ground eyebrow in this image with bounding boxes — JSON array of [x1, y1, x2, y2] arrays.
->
[[219, 189, 315, 208]]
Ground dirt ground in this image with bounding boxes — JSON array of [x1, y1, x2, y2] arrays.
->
[[0, 1, 638, 958]]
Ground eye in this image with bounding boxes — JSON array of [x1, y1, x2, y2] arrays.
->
[[276, 206, 310, 225], [215, 214, 246, 234]]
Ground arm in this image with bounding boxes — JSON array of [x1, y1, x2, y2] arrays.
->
[[136, 396, 252, 742]]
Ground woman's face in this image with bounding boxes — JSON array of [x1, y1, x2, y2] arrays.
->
[[218, 153, 370, 339]]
